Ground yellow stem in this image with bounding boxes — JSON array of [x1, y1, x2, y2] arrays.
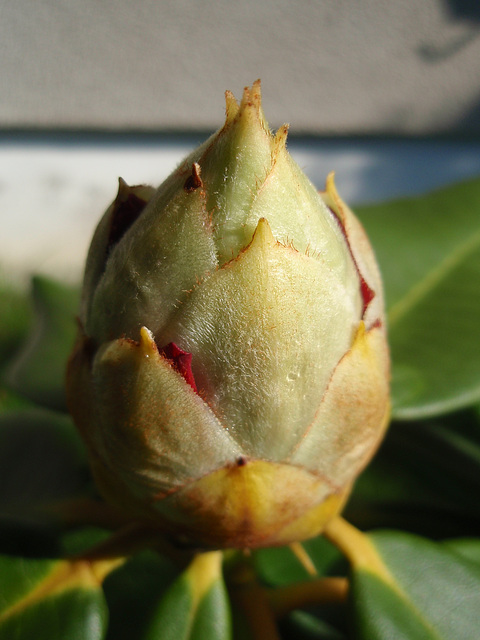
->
[[267, 577, 348, 618], [88, 557, 126, 583], [289, 542, 317, 576], [229, 563, 281, 640], [323, 516, 396, 587]]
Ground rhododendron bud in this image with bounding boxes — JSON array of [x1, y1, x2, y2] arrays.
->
[[67, 81, 389, 549]]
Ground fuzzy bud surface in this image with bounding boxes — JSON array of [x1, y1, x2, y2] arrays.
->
[[67, 82, 390, 549]]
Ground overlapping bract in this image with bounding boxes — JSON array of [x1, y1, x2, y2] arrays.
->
[[67, 81, 389, 548]]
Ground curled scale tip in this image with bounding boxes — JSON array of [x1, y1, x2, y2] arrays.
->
[[183, 163, 203, 193], [116, 177, 132, 201], [325, 171, 337, 197], [323, 171, 345, 225]]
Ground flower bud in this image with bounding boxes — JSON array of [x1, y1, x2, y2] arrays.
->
[[67, 81, 389, 549]]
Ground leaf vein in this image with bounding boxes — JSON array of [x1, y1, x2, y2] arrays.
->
[[387, 229, 480, 328]]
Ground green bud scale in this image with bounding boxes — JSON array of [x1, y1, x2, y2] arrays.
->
[[67, 81, 390, 549]]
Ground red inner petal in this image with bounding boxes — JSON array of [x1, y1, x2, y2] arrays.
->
[[160, 342, 198, 393], [360, 276, 375, 317]]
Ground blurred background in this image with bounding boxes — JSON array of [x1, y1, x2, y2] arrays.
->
[[1, 0, 480, 284]]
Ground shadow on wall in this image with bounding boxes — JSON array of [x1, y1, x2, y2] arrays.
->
[[415, 0, 480, 132], [445, 0, 480, 21], [418, 0, 480, 61]]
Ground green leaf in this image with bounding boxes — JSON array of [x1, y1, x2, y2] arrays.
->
[[4, 276, 79, 411], [347, 413, 480, 536], [144, 551, 231, 640], [0, 554, 108, 640], [350, 530, 480, 640], [280, 610, 347, 640], [253, 536, 344, 587], [0, 388, 35, 415], [60, 528, 112, 558], [103, 551, 179, 640], [0, 408, 89, 553], [357, 178, 480, 419], [442, 538, 480, 567]]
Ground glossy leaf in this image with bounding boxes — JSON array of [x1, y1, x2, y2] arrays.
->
[[357, 178, 480, 418], [0, 388, 35, 415], [144, 552, 231, 640], [60, 527, 112, 558], [280, 610, 347, 640], [0, 554, 108, 640], [253, 536, 344, 587], [103, 551, 179, 640], [346, 413, 480, 536], [4, 276, 79, 411], [0, 408, 89, 554], [348, 529, 480, 640], [442, 537, 480, 566]]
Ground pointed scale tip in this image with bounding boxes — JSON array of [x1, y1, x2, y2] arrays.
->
[[139, 326, 158, 358], [115, 177, 154, 207], [250, 78, 262, 104], [224, 81, 262, 126], [323, 171, 346, 225], [237, 79, 271, 135], [252, 217, 276, 248], [273, 123, 289, 152], [240, 79, 262, 112], [116, 177, 130, 202], [325, 171, 337, 198], [224, 90, 240, 125]]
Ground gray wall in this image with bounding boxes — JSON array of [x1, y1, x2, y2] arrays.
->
[[2, 0, 480, 135]]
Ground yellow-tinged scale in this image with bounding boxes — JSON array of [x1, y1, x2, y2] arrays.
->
[[67, 81, 390, 550], [154, 460, 351, 549]]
